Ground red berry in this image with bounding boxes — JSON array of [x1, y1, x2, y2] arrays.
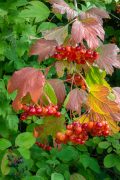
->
[[74, 127, 82, 135], [65, 130, 73, 137], [87, 121, 94, 130], [20, 113, 28, 121], [36, 107, 42, 115], [28, 107, 36, 116], [55, 111, 61, 117], [67, 124, 73, 130], [56, 132, 66, 142]]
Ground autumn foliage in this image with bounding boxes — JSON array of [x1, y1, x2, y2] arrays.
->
[[7, 0, 120, 149]]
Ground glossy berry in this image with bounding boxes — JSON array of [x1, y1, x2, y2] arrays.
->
[[20, 104, 61, 120], [36, 142, 52, 151], [55, 120, 110, 145], [52, 45, 99, 65]]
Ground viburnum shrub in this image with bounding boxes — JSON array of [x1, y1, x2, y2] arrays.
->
[[0, 0, 120, 179], [8, 0, 120, 148]]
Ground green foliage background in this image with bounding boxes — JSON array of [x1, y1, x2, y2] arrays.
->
[[0, 0, 120, 179]]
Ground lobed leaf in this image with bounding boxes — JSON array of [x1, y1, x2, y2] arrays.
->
[[49, 0, 78, 20], [8, 67, 45, 111], [88, 85, 119, 115], [71, 18, 104, 49], [29, 39, 58, 62], [81, 84, 120, 133], [96, 44, 120, 75], [19, 1, 50, 22], [65, 88, 87, 114], [42, 25, 68, 45], [71, 7, 109, 48]]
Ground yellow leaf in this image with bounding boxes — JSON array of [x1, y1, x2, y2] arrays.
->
[[88, 85, 119, 115], [78, 115, 89, 123]]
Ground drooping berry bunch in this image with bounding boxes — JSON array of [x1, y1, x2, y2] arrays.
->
[[55, 121, 110, 145], [66, 74, 86, 90], [35, 142, 52, 151], [20, 104, 61, 121], [52, 45, 99, 64]]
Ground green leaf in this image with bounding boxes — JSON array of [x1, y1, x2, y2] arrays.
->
[[18, 147, 30, 159], [104, 154, 117, 168], [89, 158, 100, 173], [86, 66, 110, 89], [79, 154, 90, 169], [1, 152, 10, 175], [70, 173, 86, 180], [98, 141, 111, 149], [15, 132, 36, 149], [57, 146, 79, 163], [6, 114, 19, 132], [51, 173, 64, 180], [19, 1, 50, 22], [42, 82, 57, 105], [0, 138, 11, 151], [38, 22, 57, 32], [23, 176, 45, 180]]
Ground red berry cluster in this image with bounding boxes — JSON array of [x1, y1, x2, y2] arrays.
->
[[66, 74, 86, 90], [20, 104, 61, 121], [55, 121, 110, 145], [52, 45, 99, 64], [35, 142, 52, 151]]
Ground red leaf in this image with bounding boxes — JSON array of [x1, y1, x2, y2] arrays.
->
[[29, 39, 58, 62], [71, 8, 109, 48], [65, 88, 87, 114], [8, 67, 45, 111], [49, 0, 77, 20], [87, 7, 110, 23], [72, 18, 104, 49], [96, 44, 120, 74], [113, 87, 120, 106], [48, 79, 66, 106]]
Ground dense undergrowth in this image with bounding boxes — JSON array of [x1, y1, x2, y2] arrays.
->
[[0, 0, 120, 179]]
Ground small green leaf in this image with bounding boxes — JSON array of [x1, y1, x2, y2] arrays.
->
[[6, 114, 19, 132], [70, 173, 86, 180], [86, 66, 110, 89], [38, 22, 57, 32], [15, 132, 36, 149], [23, 176, 45, 180], [104, 154, 117, 168], [18, 147, 30, 159], [79, 154, 90, 169], [0, 138, 11, 151], [57, 146, 79, 163], [98, 141, 111, 149], [1, 152, 10, 175], [51, 173, 64, 180], [42, 82, 57, 105], [89, 158, 100, 173]]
